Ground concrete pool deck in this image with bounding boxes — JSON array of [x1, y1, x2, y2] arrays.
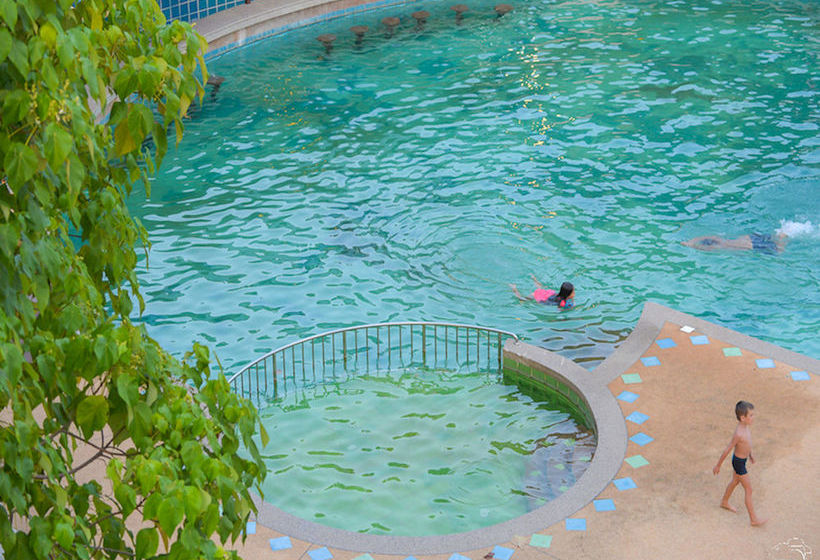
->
[[226, 302, 819, 560]]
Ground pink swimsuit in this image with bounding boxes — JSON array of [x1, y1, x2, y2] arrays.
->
[[532, 288, 556, 303]]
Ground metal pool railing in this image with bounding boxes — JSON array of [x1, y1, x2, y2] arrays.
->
[[227, 322, 518, 405]]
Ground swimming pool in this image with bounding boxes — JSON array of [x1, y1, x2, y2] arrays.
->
[[257, 365, 594, 535], [131, 0, 819, 366]]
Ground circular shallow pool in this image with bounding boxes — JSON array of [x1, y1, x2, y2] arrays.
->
[[257, 368, 594, 535], [130, 0, 820, 367]]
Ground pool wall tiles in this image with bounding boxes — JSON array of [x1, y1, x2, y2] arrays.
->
[[502, 357, 595, 432], [159, 0, 247, 23]]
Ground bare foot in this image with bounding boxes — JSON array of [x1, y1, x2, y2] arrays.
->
[[720, 502, 737, 513], [751, 518, 768, 526]]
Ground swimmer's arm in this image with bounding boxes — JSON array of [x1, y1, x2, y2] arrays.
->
[[713, 433, 740, 475], [509, 284, 528, 302], [529, 274, 543, 288]]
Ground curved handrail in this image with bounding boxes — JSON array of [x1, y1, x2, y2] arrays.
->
[[226, 322, 519, 402]]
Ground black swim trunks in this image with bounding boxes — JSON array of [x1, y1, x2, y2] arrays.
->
[[750, 233, 778, 254], [732, 454, 748, 476]]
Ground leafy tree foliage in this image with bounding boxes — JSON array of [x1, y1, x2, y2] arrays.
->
[[0, 1, 267, 558]]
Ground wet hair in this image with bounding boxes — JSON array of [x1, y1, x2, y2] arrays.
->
[[735, 400, 754, 420], [557, 281, 574, 304]]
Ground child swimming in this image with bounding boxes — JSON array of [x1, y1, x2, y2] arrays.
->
[[510, 275, 575, 308]]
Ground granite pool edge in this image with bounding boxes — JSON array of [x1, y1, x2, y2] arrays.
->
[[593, 301, 820, 384]]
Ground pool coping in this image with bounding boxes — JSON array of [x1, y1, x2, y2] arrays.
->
[[252, 301, 820, 554], [195, 0, 424, 59]]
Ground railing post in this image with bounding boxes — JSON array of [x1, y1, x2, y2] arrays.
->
[[343, 331, 347, 370], [272, 353, 278, 399], [422, 324, 427, 368], [410, 325, 413, 365], [497, 333, 502, 372], [433, 325, 437, 367]]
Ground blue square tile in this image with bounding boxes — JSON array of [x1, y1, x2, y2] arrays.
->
[[656, 338, 676, 349], [309, 548, 333, 560], [630, 432, 654, 446], [617, 390, 639, 403], [403, 557, 418, 560], [565, 518, 586, 531], [790, 371, 810, 381], [449, 555, 471, 560], [594, 498, 616, 512], [492, 546, 514, 560], [613, 477, 637, 490], [756, 358, 775, 369], [270, 537, 292, 551], [641, 356, 661, 367], [626, 411, 649, 424], [690, 335, 710, 345], [246, 521, 256, 535]]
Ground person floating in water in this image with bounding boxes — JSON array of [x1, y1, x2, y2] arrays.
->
[[682, 232, 787, 254], [510, 275, 575, 308]]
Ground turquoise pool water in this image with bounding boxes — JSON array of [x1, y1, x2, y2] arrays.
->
[[132, 0, 819, 371], [257, 369, 594, 535]]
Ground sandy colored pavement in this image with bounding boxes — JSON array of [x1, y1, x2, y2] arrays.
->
[[228, 320, 819, 560]]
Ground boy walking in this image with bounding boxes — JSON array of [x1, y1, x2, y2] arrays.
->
[[713, 400, 767, 526]]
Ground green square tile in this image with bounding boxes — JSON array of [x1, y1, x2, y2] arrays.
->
[[625, 454, 650, 468], [722, 347, 742, 357], [530, 534, 552, 548], [353, 555, 374, 560], [621, 373, 642, 384]]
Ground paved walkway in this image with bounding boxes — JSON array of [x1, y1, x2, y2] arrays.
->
[[228, 305, 819, 560]]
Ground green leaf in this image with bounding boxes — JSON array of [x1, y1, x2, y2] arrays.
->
[[0, 28, 11, 63], [183, 485, 205, 519], [114, 482, 136, 517], [113, 68, 138, 100], [54, 519, 74, 549], [8, 38, 28, 77], [115, 372, 138, 407], [82, 57, 98, 98], [135, 528, 158, 559], [114, 119, 137, 156], [39, 22, 57, 48], [0, 1, 17, 29], [157, 496, 183, 537], [4, 142, 39, 185], [75, 395, 109, 438], [1, 343, 23, 391], [44, 123, 74, 169], [2, 88, 29, 122]]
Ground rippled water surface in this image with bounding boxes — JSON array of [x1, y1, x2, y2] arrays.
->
[[258, 370, 594, 535], [131, 0, 820, 371]]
